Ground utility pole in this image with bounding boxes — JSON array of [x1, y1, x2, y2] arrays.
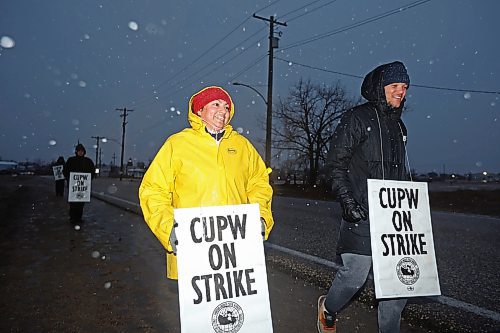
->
[[91, 135, 104, 177], [116, 107, 134, 180], [253, 14, 286, 167]]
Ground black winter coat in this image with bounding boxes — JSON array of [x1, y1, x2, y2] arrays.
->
[[63, 155, 95, 181], [326, 63, 410, 255]]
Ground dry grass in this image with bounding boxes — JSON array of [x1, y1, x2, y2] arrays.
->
[[429, 189, 500, 217], [272, 184, 500, 218]]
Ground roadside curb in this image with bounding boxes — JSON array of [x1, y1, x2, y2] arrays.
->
[[91, 188, 500, 331], [92, 191, 142, 216]]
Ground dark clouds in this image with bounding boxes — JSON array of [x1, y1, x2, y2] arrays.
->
[[0, 0, 498, 174]]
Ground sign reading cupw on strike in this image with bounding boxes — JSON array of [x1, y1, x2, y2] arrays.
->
[[52, 165, 64, 181], [368, 179, 441, 299], [174, 203, 273, 333], [68, 172, 92, 202]]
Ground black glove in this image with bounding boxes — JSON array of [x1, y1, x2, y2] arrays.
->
[[339, 194, 367, 223], [169, 222, 178, 255], [260, 217, 266, 240]]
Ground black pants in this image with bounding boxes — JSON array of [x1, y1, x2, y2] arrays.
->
[[55, 180, 65, 196], [69, 202, 85, 221]]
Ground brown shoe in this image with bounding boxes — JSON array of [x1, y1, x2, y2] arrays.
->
[[317, 295, 337, 333]]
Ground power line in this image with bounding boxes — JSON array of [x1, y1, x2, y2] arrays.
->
[[179, 0, 335, 91], [275, 56, 363, 79], [274, 56, 500, 95], [282, 0, 340, 23], [126, 36, 272, 145], [125, 1, 344, 143], [124, 0, 322, 113], [137, 0, 430, 109], [281, 0, 432, 51], [231, 54, 268, 82], [124, 1, 427, 113], [124, 16, 253, 108], [124, 0, 477, 148], [141, 0, 282, 107], [155, 28, 268, 101], [124, 53, 268, 142], [408, 84, 500, 95], [124, 1, 337, 113], [146, 1, 282, 96], [280, 0, 327, 18], [126, 25, 270, 118], [126, 11, 286, 154], [128, 32, 268, 117], [253, 0, 286, 16], [129, 0, 331, 111]]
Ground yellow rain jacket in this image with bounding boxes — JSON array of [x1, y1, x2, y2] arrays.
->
[[139, 86, 274, 280]]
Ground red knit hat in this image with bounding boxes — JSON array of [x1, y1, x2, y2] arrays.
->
[[191, 86, 232, 114]]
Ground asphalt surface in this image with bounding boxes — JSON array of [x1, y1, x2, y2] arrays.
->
[[89, 177, 500, 333], [1, 175, 499, 332], [92, 176, 500, 332]]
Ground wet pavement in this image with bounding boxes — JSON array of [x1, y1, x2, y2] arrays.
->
[[1, 175, 498, 332]]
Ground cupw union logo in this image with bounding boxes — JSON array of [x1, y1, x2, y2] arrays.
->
[[211, 301, 244, 333], [396, 257, 420, 286]]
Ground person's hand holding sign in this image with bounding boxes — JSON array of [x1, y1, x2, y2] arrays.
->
[[260, 217, 267, 240], [339, 193, 367, 223], [169, 222, 178, 255]]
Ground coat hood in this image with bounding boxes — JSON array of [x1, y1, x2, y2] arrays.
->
[[75, 143, 86, 155], [187, 86, 235, 133], [360, 61, 409, 116]]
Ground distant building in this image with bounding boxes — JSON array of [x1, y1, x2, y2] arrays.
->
[[126, 167, 146, 178], [0, 161, 18, 174]]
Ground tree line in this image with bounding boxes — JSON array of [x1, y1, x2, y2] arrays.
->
[[272, 78, 361, 186]]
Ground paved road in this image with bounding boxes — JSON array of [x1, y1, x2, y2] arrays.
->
[[91, 177, 500, 332], [0, 175, 428, 333]]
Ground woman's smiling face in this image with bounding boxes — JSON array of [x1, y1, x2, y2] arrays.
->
[[198, 99, 230, 132]]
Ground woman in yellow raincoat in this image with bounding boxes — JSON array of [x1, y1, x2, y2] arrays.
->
[[139, 86, 274, 280]]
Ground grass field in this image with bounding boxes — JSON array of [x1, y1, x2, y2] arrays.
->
[[428, 189, 500, 217], [272, 184, 500, 218]]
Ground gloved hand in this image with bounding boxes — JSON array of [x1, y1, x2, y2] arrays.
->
[[169, 222, 178, 255], [339, 194, 367, 223], [260, 217, 266, 240]]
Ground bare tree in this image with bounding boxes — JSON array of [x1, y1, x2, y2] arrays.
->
[[273, 79, 359, 185]]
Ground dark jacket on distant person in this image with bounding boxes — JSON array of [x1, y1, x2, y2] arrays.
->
[[64, 153, 95, 180], [54, 156, 65, 173], [326, 62, 410, 255], [54, 156, 66, 195]]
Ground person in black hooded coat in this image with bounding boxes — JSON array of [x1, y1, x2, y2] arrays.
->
[[64, 144, 95, 222], [317, 61, 411, 333], [53, 156, 66, 196]]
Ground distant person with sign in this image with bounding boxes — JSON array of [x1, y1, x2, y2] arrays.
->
[[139, 86, 274, 282], [318, 61, 411, 333], [52, 156, 65, 196], [64, 144, 95, 222]]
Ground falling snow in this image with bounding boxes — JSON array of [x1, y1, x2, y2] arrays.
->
[[0, 36, 15, 48], [128, 21, 139, 31]]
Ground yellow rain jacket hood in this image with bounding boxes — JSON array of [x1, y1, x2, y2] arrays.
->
[[139, 86, 274, 279]]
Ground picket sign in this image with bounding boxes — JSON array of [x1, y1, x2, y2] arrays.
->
[[52, 165, 64, 180], [367, 179, 441, 299], [68, 172, 91, 202], [174, 203, 273, 333]]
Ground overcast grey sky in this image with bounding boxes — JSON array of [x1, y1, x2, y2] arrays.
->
[[1, 0, 498, 174]]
